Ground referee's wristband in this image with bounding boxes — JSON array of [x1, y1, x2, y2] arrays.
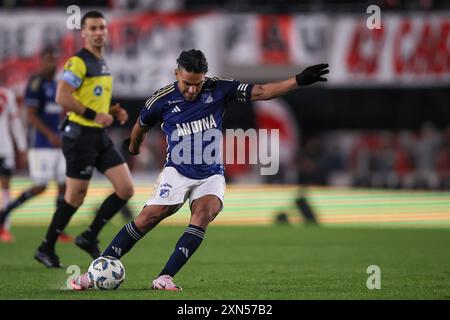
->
[[82, 108, 97, 120]]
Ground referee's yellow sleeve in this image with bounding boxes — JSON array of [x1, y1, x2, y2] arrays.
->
[[61, 56, 86, 88]]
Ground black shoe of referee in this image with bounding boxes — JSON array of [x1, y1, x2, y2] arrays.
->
[[75, 234, 101, 259], [34, 247, 64, 268]]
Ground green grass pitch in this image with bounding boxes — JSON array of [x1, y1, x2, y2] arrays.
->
[[0, 224, 449, 300]]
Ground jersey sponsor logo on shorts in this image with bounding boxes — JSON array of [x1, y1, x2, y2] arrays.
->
[[176, 114, 218, 136], [159, 182, 172, 198], [159, 188, 170, 198]]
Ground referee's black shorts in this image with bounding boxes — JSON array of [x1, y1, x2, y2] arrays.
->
[[62, 121, 125, 180]]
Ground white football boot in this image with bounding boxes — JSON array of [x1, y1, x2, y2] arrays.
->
[[70, 272, 93, 291], [151, 275, 182, 291]]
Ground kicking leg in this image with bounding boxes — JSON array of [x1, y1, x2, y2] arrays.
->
[[102, 203, 179, 259], [71, 204, 179, 290], [152, 195, 222, 291]]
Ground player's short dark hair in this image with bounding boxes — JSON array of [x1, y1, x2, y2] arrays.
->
[[176, 49, 208, 74], [81, 11, 105, 28]]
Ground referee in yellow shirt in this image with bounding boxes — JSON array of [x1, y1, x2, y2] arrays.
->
[[35, 11, 134, 268]]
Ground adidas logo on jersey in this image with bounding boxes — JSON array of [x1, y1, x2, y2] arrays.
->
[[171, 106, 181, 113]]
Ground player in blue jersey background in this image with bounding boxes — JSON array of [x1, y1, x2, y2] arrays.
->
[[0, 47, 73, 243], [71, 49, 329, 291]]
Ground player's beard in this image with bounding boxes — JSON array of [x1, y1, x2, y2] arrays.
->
[[183, 92, 198, 101]]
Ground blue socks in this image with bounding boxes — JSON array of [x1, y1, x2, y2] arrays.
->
[[102, 223, 206, 279], [159, 224, 205, 277], [102, 221, 144, 259]]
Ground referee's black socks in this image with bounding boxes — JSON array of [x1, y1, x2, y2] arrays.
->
[[82, 193, 128, 241], [40, 200, 77, 252]]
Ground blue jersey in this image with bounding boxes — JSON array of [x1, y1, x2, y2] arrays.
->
[[139, 77, 253, 179], [24, 75, 63, 148]]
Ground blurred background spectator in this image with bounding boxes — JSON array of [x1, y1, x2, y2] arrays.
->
[[1, 0, 450, 10]]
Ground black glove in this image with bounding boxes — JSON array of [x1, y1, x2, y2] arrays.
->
[[295, 63, 329, 86], [122, 138, 139, 156]]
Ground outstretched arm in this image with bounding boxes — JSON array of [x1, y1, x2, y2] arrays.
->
[[251, 63, 329, 101]]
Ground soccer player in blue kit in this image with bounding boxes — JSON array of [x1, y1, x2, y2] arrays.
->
[[0, 47, 72, 243], [71, 49, 329, 291]]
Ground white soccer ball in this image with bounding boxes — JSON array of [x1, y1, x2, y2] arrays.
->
[[87, 256, 125, 290]]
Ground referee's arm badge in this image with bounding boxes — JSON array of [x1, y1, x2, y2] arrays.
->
[[60, 56, 86, 89]]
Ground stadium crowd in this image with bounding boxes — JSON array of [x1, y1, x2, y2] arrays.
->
[[1, 0, 449, 11], [297, 124, 450, 190]]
